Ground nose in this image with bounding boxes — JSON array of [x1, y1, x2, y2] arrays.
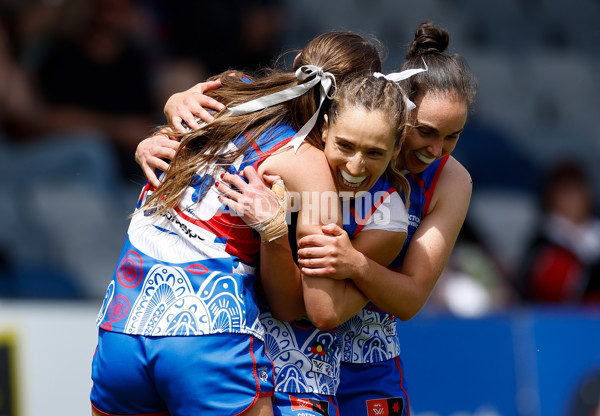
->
[[427, 138, 443, 158], [346, 153, 366, 175]]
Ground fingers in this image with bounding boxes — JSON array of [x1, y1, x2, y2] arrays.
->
[[215, 179, 247, 218], [150, 157, 171, 174], [321, 223, 345, 237], [160, 134, 181, 148], [136, 135, 179, 187], [136, 136, 179, 164], [138, 154, 168, 188], [170, 116, 187, 133], [216, 180, 268, 222], [262, 173, 283, 187], [166, 94, 205, 131], [297, 225, 346, 249], [298, 246, 337, 278], [298, 257, 327, 270], [149, 136, 179, 159], [221, 171, 249, 190], [298, 233, 335, 249], [215, 180, 242, 203], [199, 79, 222, 94], [297, 245, 329, 260], [298, 254, 335, 277], [241, 166, 261, 184], [179, 97, 206, 129], [195, 92, 225, 113], [217, 192, 244, 216], [142, 165, 161, 188], [166, 80, 225, 131], [192, 107, 214, 125], [300, 266, 336, 278]]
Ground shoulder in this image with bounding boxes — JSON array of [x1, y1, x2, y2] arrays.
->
[[260, 143, 326, 173], [428, 156, 472, 214], [259, 143, 332, 193], [437, 156, 472, 194]]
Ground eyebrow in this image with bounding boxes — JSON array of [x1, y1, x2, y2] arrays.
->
[[416, 122, 464, 136], [336, 136, 388, 152]]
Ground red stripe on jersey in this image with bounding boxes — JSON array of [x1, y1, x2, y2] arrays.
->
[[251, 135, 294, 170], [394, 356, 411, 416], [250, 131, 265, 157], [353, 187, 395, 236], [422, 155, 449, 215]]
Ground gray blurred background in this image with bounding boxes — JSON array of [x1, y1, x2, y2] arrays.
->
[[0, 0, 599, 415], [1, 0, 599, 304]]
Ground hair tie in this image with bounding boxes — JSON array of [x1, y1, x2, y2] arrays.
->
[[373, 57, 428, 110], [227, 65, 336, 152]]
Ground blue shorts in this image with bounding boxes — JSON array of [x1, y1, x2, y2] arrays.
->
[[336, 357, 410, 416], [272, 391, 338, 416], [90, 329, 274, 416]]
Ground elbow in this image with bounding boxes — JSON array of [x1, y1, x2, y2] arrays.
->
[[270, 310, 297, 322], [268, 299, 307, 322], [396, 309, 419, 322], [270, 306, 305, 323], [306, 309, 341, 331], [310, 316, 339, 331], [395, 296, 428, 321]]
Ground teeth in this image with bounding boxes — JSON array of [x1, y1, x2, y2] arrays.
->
[[415, 152, 435, 164], [341, 170, 367, 184]]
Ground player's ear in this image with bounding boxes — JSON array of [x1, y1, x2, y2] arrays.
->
[[321, 114, 329, 144]]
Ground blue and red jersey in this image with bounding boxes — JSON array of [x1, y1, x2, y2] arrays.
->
[[96, 124, 297, 339], [338, 155, 449, 364]]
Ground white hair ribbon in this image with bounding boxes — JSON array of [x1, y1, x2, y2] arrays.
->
[[373, 58, 428, 111], [227, 65, 336, 152]]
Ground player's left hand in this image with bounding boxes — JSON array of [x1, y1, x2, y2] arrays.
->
[[165, 79, 225, 132], [135, 133, 180, 188], [217, 166, 283, 227], [298, 224, 368, 280]]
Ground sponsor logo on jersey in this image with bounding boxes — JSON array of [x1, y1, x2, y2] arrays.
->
[[366, 397, 404, 416], [160, 211, 205, 241], [408, 214, 420, 229], [310, 357, 334, 378], [257, 366, 270, 383], [290, 395, 329, 415], [383, 317, 397, 338]]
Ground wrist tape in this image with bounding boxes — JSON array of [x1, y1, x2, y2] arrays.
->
[[253, 179, 289, 242]]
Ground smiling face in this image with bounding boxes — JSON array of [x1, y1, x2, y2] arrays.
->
[[401, 90, 468, 174], [321, 106, 400, 196]]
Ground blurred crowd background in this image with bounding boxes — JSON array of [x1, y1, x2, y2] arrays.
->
[[1, 0, 599, 313]]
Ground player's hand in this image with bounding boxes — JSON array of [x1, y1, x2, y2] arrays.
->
[[135, 133, 180, 188], [298, 224, 368, 280], [164, 79, 225, 132], [217, 166, 284, 227]]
